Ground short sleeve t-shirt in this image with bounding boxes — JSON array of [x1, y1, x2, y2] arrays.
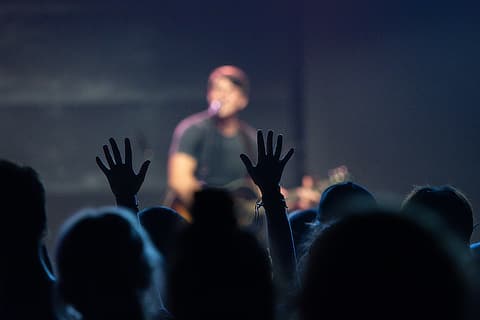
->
[[170, 111, 256, 187]]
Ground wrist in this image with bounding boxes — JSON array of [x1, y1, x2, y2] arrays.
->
[[261, 188, 285, 206], [115, 194, 139, 207], [260, 185, 282, 197]]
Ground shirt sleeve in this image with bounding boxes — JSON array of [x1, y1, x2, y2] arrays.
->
[[169, 119, 203, 160]]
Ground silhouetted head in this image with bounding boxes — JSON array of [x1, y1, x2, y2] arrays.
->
[[402, 185, 474, 245], [0, 161, 54, 320], [288, 209, 318, 252], [168, 221, 273, 320], [300, 209, 469, 320], [206, 65, 249, 119], [138, 206, 188, 260], [0, 159, 46, 245], [190, 187, 237, 229], [317, 181, 376, 224], [55, 207, 161, 320]]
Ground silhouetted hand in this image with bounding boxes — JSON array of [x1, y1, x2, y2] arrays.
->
[[240, 130, 294, 195], [96, 138, 150, 197], [242, 130, 298, 289]]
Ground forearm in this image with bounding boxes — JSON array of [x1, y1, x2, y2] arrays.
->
[[261, 186, 298, 288], [168, 177, 201, 206], [168, 153, 201, 205], [115, 194, 139, 213]]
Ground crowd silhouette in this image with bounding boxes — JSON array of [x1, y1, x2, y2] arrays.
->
[[1, 130, 479, 319]]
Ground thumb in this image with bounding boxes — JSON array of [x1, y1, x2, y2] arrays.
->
[[240, 154, 254, 177], [96, 156, 109, 175], [137, 160, 151, 183]]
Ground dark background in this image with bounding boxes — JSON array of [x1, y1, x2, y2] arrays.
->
[[0, 0, 478, 250]]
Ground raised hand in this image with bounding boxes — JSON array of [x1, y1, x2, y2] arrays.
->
[[242, 130, 298, 288], [96, 138, 150, 198], [240, 130, 294, 194]]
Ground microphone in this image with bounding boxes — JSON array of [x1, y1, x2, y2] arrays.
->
[[208, 100, 222, 115]]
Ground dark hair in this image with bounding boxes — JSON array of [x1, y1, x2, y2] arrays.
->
[[317, 181, 376, 224], [300, 209, 469, 320], [402, 185, 474, 244], [0, 159, 46, 242], [55, 207, 161, 319], [294, 182, 376, 268], [207, 65, 250, 96], [191, 187, 237, 228], [138, 206, 188, 259], [168, 188, 273, 320]]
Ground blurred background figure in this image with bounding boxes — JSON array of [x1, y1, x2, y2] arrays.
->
[[166, 65, 258, 225]]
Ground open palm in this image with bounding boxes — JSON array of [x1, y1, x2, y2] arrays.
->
[[240, 130, 294, 194], [96, 137, 150, 197]]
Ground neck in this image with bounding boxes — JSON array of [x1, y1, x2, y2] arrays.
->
[[214, 116, 241, 136]]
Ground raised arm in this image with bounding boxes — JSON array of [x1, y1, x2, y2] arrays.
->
[[240, 130, 298, 288], [96, 137, 150, 213]]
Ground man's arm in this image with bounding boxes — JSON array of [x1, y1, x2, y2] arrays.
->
[[167, 152, 201, 208], [167, 117, 205, 213]]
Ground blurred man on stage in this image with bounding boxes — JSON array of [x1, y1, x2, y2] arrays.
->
[[166, 65, 257, 222]]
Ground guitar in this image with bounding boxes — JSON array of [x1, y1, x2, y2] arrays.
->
[[163, 178, 260, 223], [284, 166, 350, 211], [165, 166, 350, 221]]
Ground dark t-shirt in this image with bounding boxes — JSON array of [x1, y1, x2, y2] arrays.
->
[[170, 111, 256, 187]]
